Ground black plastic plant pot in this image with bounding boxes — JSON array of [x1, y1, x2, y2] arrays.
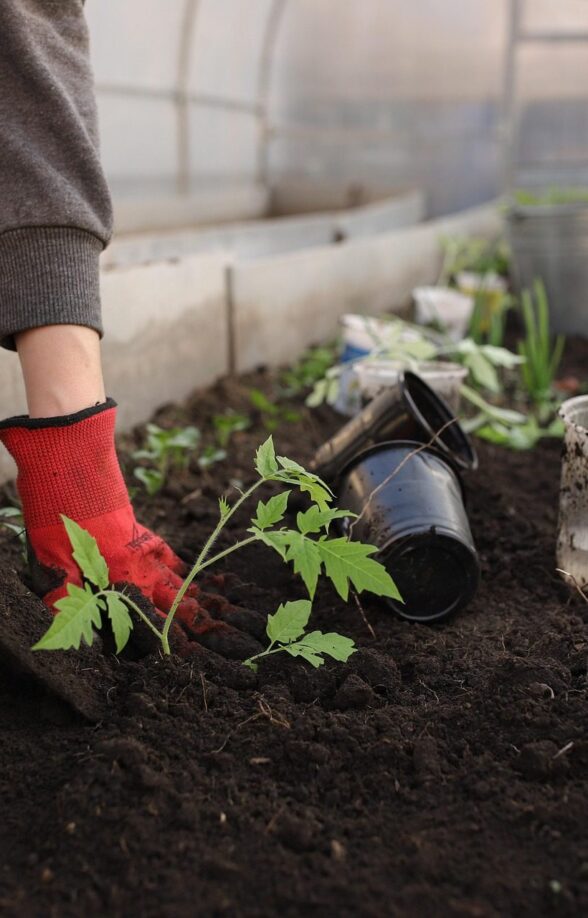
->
[[338, 441, 480, 623], [312, 370, 477, 484]]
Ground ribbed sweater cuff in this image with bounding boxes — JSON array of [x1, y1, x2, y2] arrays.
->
[[0, 227, 104, 351]]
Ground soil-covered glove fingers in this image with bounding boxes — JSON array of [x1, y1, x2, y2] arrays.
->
[[148, 570, 258, 653], [194, 590, 268, 640], [182, 617, 263, 660], [148, 537, 190, 578]]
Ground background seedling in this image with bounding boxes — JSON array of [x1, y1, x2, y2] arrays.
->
[[280, 344, 338, 397], [437, 235, 510, 286], [248, 388, 300, 432], [34, 437, 401, 662], [212, 410, 250, 448], [133, 423, 201, 494], [518, 280, 565, 411], [0, 505, 27, 559]]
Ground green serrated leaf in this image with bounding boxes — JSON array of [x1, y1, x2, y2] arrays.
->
[[219, 496, 230, 519], [255, 436, 279, 478], [249, 527, 290, 560], [299, 630, 356, 663], [296, 505, 352, 535], [105, 593, 133, 654], [252, 491, 291, 530], [61, 516, 109, 590], [266, 599, 312, 644], [32, 583, 103, 651], [284, 533, 322, 597], [284, 642, 325, 668], [317, 537, 402, 602], [276, 455, 308, 475], [276, 475, 332, 510]]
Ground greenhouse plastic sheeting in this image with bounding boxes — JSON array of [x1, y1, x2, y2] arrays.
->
[[85, 0, 588, 227]]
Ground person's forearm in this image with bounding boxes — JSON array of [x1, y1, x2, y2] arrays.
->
[[0, 0, 113, 350]]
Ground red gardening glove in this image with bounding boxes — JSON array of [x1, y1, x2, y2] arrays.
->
[[0, 399, 261, 658]]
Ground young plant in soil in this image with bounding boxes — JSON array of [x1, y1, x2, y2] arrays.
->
[[248, 388, 300, 432], [518, 280, 565, 412], [242, 599, 355, 671], [133, 423, 201, 495], [212, 410, 250, 448], [33, 437, 401, 662]]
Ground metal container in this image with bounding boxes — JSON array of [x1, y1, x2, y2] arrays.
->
[[338, 442, 480, 623], [506, 202, 588, 335]]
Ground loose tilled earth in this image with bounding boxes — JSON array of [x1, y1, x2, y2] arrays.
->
[[0, 340, 587, 918]]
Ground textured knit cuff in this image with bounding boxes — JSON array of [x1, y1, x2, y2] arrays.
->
[[0, 226, 104, 351]]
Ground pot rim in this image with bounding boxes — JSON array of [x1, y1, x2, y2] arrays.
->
[[559, 394, 588, 432], [401, 371, 478, 471]]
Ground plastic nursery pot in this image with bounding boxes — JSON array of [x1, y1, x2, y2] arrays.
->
[[556, 395, 588, 586], [335, 314, 425, 417], [339, 313, 401, 362], [311, 370, 477, 483], [353, 359, 468, 414], [337, 441, 480, 622], [413, 286, 474, 342]]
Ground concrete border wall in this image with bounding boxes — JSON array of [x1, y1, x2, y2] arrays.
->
[[103, 188, 425, 268], [230, 203, 500, 373], [0, 199, 499, 483]]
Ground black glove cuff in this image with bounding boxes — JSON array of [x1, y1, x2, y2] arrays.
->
[[0, 397, 117, 430]]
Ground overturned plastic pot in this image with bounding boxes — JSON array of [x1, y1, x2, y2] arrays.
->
[[557, 395, 588, 586], [338, 442, 480, 622], [312, 370, 477, 483]]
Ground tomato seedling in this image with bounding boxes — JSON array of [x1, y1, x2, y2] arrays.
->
[[33, 437, 402, 663]]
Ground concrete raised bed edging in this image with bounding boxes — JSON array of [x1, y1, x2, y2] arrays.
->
[[0, 200, 499, 484], [230, 202, 500, 373]]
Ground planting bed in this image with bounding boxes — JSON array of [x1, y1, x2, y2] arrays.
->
[[0, 344, 587, 918]]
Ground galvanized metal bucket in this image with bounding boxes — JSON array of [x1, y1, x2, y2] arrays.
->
[[506, 202, 588, 335]]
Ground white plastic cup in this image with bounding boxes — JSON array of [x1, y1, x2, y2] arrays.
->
[[413, 286, 474, 342], [557, 396, 588, 586], [353, 359, 468, 414], [339, 313, 421, 361], [456, 271, 507, 296], [336, 314, 423, 416]]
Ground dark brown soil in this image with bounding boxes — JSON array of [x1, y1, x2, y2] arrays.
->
[[0, 346, 587, 918]]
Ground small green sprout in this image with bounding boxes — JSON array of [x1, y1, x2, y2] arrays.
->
[[248, 389, 300, 432], [243, 599, 356, 671], [212, 410, 250, 448], [518, 280, 565, 409], [280, 345, 338, 397], [133, 423, 201, 494]]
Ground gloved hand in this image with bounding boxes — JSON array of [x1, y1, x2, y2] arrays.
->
[[0, 399, 261, 658]]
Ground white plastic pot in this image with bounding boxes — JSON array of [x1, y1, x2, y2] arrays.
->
[[456, 271, 507, 296], [557, 395, 588, 586], [353, 359, 468, 414], [413, 286, 474, 341], [340, 313, 420, 361]]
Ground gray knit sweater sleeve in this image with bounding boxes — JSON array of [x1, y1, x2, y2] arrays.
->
[[0, 0, 112, 350]]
